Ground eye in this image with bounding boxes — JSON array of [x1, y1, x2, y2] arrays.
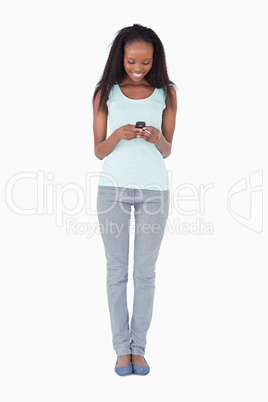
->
[[127, 60, 135, 64], [143, 61, 151, 65]]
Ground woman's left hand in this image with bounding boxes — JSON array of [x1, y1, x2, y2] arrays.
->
[[136, 126, 162, 143]]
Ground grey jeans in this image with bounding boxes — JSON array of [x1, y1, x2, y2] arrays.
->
[[97, 185, 170, 357]]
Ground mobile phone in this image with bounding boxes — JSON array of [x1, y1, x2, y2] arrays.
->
[[135, 121, 146, 128]]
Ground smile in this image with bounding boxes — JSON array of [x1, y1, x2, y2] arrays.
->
[[131, 72, 143, 78]]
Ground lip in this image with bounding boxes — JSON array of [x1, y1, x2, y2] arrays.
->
[[131, 71, 143, 79]]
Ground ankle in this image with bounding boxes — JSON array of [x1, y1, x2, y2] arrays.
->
[[116, 354, 131, 367], [131, 354, 148, 367]]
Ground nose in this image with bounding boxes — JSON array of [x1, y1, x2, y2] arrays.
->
[[133, 63, 144, 72]]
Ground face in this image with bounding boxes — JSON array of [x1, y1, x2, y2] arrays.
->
[[123, 41, 154, 83]]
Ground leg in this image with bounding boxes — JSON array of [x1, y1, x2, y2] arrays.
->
[[97, 185, 132, 356], [130, 189, 170, 356]]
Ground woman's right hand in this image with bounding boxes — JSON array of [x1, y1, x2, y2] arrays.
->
[[115, 124, 141, 140]]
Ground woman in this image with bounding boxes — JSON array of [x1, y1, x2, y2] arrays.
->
[[93, 23, 177, 375]]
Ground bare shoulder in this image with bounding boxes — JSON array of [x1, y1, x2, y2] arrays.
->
[[93, 88, 102, 109], [169, 85, 177, 101], [93, 88, 108, 117], [165, 85, 177, 112]]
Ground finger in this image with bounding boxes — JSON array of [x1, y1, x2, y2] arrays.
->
[[142, 126, 153, 133], [141, 128, 151, 137], [135, 128, 143, 138], [141, 131, 151, 139], [142, 130, 152, 136], [137, 132, 150, 140]]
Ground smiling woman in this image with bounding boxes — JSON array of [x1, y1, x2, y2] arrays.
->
[[124, 41, 153, 80], [121, 41, 155, 99], [92, 23, 178, 376]]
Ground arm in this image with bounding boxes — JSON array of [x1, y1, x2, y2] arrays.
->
[[157, 86, 177, 158], [93, 91, 142, 160], [137, 87, 177, 158], [93, 91, 119, 160]]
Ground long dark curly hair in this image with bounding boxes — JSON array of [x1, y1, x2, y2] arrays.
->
[[93, 23, 176, 111]]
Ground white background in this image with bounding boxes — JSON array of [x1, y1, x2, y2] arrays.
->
[[1, 0, 267, 401]]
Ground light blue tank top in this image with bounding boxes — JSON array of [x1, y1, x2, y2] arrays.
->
[[98, 83, 169, 191]]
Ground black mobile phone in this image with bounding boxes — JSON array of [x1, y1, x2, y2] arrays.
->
[[135, 121, 146, 128]]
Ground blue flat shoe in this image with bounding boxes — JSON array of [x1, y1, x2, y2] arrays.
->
[[132, 357, 150, 375], [114, 359, 133, 376]]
